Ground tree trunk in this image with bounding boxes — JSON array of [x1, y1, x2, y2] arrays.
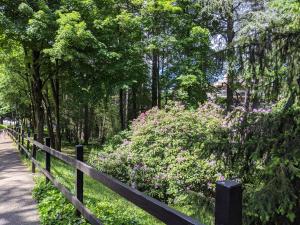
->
[[244, 89, 251, 112], [65, 127, 70, 143], [125, 89, 129, 128], [74, 123, 79, 144], [89, 106, 95, 139], [31, 50, 44, 143], [44, 91, 55, 148], [79, 117, 83, 142], [252, 54, 259, 109], [50, 74, 61, 151], [24, 47, 36, 133], [152, 49, 159, 107], [83, 104, 90, 145], [100, 115, 106, 145], [119, 89, 125, 130], [29, 102, 35, 133], [226, 7, 235, 112], [132, 85, 138, 119]]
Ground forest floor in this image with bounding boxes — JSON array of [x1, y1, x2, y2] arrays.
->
[[0, 133, 39, 225]]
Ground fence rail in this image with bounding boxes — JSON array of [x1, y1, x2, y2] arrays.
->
[[6, 127, 242, 225]]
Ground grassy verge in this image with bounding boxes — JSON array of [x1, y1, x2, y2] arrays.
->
[[60, 141, 94, 158], [18, 140, 212, 225], [20, 145, 163, 225]]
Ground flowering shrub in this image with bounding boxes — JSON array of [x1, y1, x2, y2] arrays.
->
[[89, 102, 230, 221], [89, 102, 300, 225]]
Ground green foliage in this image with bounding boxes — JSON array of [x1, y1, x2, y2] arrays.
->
[[33, 178, 87, 225], [1, 0, 300, 224], [89, 102, 230, 223], [44, 10, 103, 62], [0, 40, 30, 118], [18, 3, 34, 17], [176, 74, 207, 107], [32, 177, 162, 225], [90, 102, 300, 224], [270, 0, 300, 32], [215, 104, 300, 225]]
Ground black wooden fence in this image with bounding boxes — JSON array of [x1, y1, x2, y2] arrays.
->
[[6, 127, 242, 225]]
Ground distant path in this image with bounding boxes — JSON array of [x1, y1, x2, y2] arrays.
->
[[0, 132, 39, 225]]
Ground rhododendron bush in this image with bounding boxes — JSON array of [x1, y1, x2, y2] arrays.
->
[[89, 102, 230, 222], [89, 102, 300, 225]]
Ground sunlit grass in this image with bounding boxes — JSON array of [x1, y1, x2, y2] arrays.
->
[[15, 136, 213, 225], [20, 142, 163, 224]]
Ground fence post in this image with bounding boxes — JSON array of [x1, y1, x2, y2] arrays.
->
[[215, 180, 242, 225], [32, 134, 37, 173], [21, 129, 24, 145], [21, 129, 25, 155], [75, 145, 84, 216], [27, 130, 30, 154], [16, 127, 18, 145], [18, 128, 21, 151], [45, 137, 51, 183]]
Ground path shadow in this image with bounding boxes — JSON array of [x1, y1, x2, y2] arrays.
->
[[0, 138, 39, 225]]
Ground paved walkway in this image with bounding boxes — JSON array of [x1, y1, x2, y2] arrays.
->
[[0, 133, 39, 225]]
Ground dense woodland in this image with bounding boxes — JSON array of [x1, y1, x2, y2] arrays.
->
[[0, 0, 300, 224]]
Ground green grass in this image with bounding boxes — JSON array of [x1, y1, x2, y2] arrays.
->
[[18, 140, 212, 225], [60, 141, 93, 159], [20, 142, 163, 225]]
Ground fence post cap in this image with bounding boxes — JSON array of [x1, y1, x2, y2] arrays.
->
[[45, 137, 51, 146], [216, 180, 241, 189], [75, 145, 83, 149]]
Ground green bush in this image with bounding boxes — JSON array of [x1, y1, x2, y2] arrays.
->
[[224, 105, 300, 225], [89, 102, 230, 223], [89, 102, 300, 225]]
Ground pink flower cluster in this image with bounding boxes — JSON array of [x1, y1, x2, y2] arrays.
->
[[252, 108, 272, 113], [216, 173, 225, 181], [122, 139, 131, 146], [176, 156, 186, 163], [207, 182, 213, 189], [154, 173, 167, 180]]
